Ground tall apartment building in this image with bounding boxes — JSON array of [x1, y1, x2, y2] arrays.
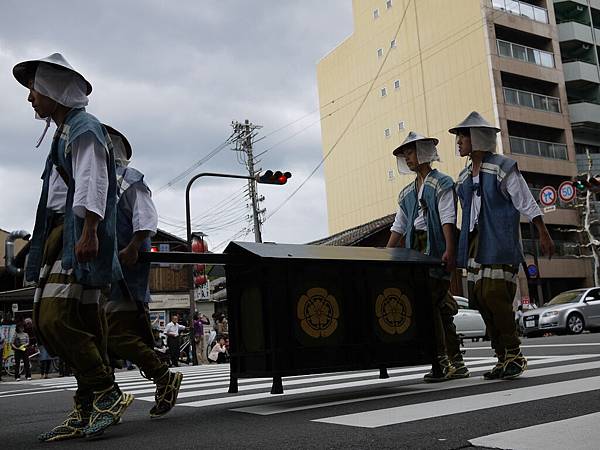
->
[[317, 0, 595, 300], [553, 0, 600, 174]]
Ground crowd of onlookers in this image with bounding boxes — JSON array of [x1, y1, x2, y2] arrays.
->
[[1, 309, 231, 382]]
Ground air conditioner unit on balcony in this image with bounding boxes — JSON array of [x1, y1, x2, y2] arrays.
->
[[576, 5, 584, 12], [582, 44, 591, 50]]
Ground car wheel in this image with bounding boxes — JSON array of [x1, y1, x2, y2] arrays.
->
[[566, 313, 584, 334]]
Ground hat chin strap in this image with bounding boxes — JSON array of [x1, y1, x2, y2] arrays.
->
[[35, 117, 52, 149], [34, 100, 59, 149]]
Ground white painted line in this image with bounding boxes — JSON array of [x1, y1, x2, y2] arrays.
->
[[313, 376, 600, 428], [137, 359, 494, 400], [174, 355, 591, 408], [233, 358, 600, 415], [0, 389, 67, 398], [467, 343, 600, 349], [469, 412, 600, 450]]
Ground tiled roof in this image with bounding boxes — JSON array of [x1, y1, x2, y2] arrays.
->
[[308, 214, 395, 246]]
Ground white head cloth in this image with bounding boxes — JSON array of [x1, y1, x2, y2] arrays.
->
[[32, 63, 89, 147], [396, 140, 441, 175], [110, 133, 130, 167], [34, 62, 89, 109], [454, 127, 498, 155]]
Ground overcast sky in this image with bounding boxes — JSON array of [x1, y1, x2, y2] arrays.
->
[[0, 1, 353, 251]]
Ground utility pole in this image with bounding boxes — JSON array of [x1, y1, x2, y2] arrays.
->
[[232, 119, 264, 243]]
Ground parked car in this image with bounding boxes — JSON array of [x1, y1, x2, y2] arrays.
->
[[453, 296, 487, 339], [521, 288, 600, 336]]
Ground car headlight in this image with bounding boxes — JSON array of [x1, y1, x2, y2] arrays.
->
[[542, 311, 559, 318]]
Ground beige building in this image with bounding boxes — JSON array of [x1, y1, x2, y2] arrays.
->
[[317, 0, 594, 300]]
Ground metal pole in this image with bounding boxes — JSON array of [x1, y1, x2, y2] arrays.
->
[[185, 172, 255, 364], [528, 221, 544, 306]]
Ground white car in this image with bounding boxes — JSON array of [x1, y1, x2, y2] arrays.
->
[[453, 296, 487, 339]]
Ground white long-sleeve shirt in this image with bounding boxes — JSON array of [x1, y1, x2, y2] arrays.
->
[[119, 178, 158, 235], [468, 170, 542, 232], [47, 131, 109, 219], [391, 173, 456, 235]]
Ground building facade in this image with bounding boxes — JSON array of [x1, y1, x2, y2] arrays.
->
[[317, 0, 595, 301]]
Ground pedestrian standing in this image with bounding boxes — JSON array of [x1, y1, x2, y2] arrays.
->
[[39, 344, 53, 379], [103, 125, 183, 417], [12, 323, 31, 381], [193, 313, 210, 365], [13, 53, 132, 441], [164, 315, 186, 367], [387, 131, 468, 382], [451, 111, 554, 380]]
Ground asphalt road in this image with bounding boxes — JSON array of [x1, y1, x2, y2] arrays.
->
[[1, 333, 599, 450]]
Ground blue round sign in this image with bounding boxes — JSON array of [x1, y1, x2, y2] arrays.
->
[[527, 264, 538, 278]]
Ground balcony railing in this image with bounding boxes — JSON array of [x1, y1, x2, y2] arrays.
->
[[510, 136, 568, 160], [523, 239, 580, 257], [492, 0, 549, 24], [503, 87, 561, 113], [497, 39, 555, 68]]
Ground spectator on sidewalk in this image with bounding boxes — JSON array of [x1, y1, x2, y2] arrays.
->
[[12, 323, 31, 381], [39, 344, 53, 379], [193, 313, 210, 365], [164, 314, 186, 367], [208, 337, 229, 364]]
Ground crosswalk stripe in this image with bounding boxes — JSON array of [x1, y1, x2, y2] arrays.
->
[[312, 375, 600, 428], [174, 355, 597, 409], [233, 359, 600, 415], [469, 411, 600, 450]]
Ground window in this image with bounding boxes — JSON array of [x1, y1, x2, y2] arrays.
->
[[386, 0, 393, 9], [381, 87, 387, 97], [377, 48, 383, 58], [390, 39, 397, 49], [384, 128, 391, 138], [373, 8, 379, 19], [394, 79, 400, 89], [398, 121, 405, 131]]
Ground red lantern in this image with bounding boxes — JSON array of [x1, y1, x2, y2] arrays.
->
[[191, 239, 207, 253], [194, 264, 205, 273], [194, 275, 207, 285]]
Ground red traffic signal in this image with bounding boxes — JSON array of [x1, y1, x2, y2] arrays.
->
[[257, 170, 292, 185]]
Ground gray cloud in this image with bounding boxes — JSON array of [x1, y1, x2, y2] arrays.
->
[[0, 1, 352, 249]]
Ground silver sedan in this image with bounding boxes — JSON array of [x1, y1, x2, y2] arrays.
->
[[453, 296, 487, 339], [521, 288, 600, 336]]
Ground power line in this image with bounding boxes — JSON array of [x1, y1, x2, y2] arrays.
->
[[154, 132, 235, 194], [265, 0, 414, 221]]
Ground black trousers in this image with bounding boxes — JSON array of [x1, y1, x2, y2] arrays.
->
[[40, 360, 52, 376], [14, 350, 31, 379], [167, 336, 180, 367]]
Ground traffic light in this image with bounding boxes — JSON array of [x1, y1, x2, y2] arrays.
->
[[574, 176, 588, 193], [256, 170, 292, 185]]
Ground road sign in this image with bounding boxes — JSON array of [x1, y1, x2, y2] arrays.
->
[[543, 205, 556, 213], [521, 295, 530, 305], [527, 264, 539, 278], [539, 186, 557, 206], [558, 181, 575, 202]]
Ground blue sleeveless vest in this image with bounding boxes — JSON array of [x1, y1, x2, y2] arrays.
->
[[398, 169, 455, 259], [26, 108, 122, 287], [456, 153, 523, 268], [112, 166, 152, 304]]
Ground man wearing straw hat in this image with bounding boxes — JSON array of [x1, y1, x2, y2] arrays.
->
[[387, 131, 468, 382], [450, 111, 554, 380], [13, 53, 132, 441], [103, 125, 183, 418]]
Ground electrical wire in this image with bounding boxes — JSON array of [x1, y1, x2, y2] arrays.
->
[[264, 0, 414, 221]]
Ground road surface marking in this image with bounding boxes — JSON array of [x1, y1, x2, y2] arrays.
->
[[312, 375, 600, 428], [469, 411, 600, 450], [233, 358, 600, 415]]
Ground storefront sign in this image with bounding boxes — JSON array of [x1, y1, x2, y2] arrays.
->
[[148, 294, 190, 310]]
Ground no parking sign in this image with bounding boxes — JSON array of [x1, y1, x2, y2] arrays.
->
[[539, 186, 557, 207]]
